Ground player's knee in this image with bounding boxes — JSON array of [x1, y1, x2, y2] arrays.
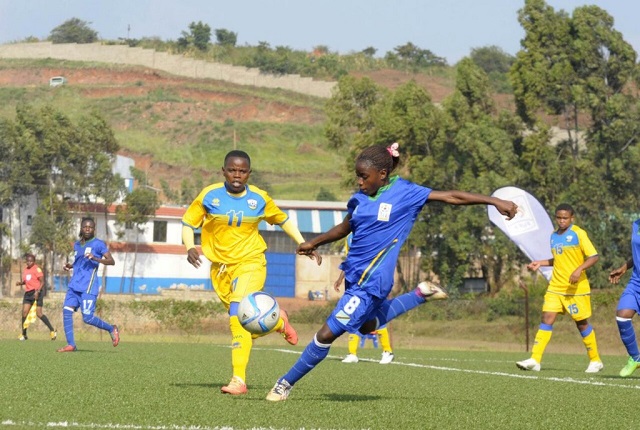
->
[[82, 313, 95, 324], [316, 325, 338, 344]]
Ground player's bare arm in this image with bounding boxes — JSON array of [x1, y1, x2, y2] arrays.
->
[[297, 216, 351, 255], [427, 190, 518, 220]]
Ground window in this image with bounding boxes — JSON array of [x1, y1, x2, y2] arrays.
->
[[153, 221, 167, 242]]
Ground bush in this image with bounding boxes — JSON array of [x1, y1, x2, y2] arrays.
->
[[128, 299, 226, 333]]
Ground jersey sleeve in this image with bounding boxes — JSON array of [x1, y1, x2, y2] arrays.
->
[[182, 190, 207, 228], [262, 193, 289, 226], [95, 239, 109, 258], [578, 228, 598, 258]]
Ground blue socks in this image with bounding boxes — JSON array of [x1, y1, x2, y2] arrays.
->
[[281, 335, 331, 386], [63, 307, 75, 346], [278, 289, 430, 387], [82, 313, 114, 332], [373, 289, 426, 327], [64, 306, 114, 347], [617, 317, 640, 361]]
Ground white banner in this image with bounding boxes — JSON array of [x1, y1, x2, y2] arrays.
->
[[487, 186, 554, 281]]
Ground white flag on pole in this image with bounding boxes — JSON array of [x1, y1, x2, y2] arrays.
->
[[487, 186, 554, 281]]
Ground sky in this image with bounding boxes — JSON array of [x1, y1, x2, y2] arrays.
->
[[0, 1, 638, 65]]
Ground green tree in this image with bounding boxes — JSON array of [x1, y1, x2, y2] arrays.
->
[[115, 186, 159, 293], [510, 0, 640, 286], [49, 18, 98, 44], [0, 104, 123, 290], [386, 42, 447, 70], [178, 21, 211, 51], [215, 28, 237, 47], [361, 47, 377, 58], [469, 45, 514, 74], [324, 72, 525, 291]]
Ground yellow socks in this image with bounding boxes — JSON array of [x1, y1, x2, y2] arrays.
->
[[229, 315, 252, 382], [378, 327, 392, 353], [347, 334, 360, 355], [531, 325, 552, 363], [582, 326, 601, 362]]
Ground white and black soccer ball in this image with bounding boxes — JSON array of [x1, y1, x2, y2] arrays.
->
[[237, 291, 281, 335]]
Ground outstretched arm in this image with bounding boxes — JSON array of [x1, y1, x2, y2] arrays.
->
[[280, 219, 322, 265], [428, 190, 519, 220], [297, 215, 352, 256], [610, 259, 633, 284]]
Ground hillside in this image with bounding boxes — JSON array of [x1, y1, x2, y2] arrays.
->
[[0, 58, 499, 202]]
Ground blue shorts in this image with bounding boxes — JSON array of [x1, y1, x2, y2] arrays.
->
[[63, 290, 98, 317], [618, 287, 640, 313], [326, 288, 385, 336]]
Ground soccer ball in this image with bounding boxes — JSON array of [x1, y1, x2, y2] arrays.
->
[[237, 291, 281, 335]]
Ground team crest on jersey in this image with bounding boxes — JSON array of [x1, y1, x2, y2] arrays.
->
[[247, 199, 258, 210], [212, 198, 220, 207], [566, 235, 573, 242], [378, 203, 392, 222]]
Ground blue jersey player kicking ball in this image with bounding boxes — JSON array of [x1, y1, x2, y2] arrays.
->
[[57, 217, 119, 352], [266, 143, 519, 401]]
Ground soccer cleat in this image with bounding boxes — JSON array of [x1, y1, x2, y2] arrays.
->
[[342, 354, 359, 363], [416, 281, 448, 301], [277, 310, 298, 345], [50, 330, 57, 341], [18, 335, 27, 341], [110, 325, 120, 347], [220, 376, 248, 395], [266, 379, 292, 402], [619, 357, 640, 377], [585, 360, 604, 373], [380, 351, 395, 364], [516, 358, 541, 371], [57, 345, 77, 353]]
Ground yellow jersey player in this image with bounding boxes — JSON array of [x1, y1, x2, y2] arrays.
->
[[516, 203, 603, 373], [182, 150, 320, 395]]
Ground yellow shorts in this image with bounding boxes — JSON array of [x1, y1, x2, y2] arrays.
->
[[210, 255, 267, 311], [542, 291, 592, 321]]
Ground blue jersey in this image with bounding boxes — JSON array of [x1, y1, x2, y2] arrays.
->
[[627, 219, 640, 293], [341, 176, 431, 298], [68, 237, 109, 295]]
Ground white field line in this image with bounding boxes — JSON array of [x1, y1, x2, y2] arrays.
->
[[0, 421, 277, 430], [265, 347, 640, 390]]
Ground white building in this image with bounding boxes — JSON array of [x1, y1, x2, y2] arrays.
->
[[4, 200, 348, 298]]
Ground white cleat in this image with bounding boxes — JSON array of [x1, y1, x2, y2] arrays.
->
[[266, 379, 292, 402], [585, 361, 604, 373], [380, 351, 395, 364], [342, 354, 359, 363], [516, 358, 541, 372], [416, 281, 448, 301]]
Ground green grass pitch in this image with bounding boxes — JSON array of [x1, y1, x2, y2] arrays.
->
[[1, 339, 637, 429]]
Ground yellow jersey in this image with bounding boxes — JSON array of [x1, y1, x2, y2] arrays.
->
[[548, 224, 598, 295], [182, 183, 289, 265]]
